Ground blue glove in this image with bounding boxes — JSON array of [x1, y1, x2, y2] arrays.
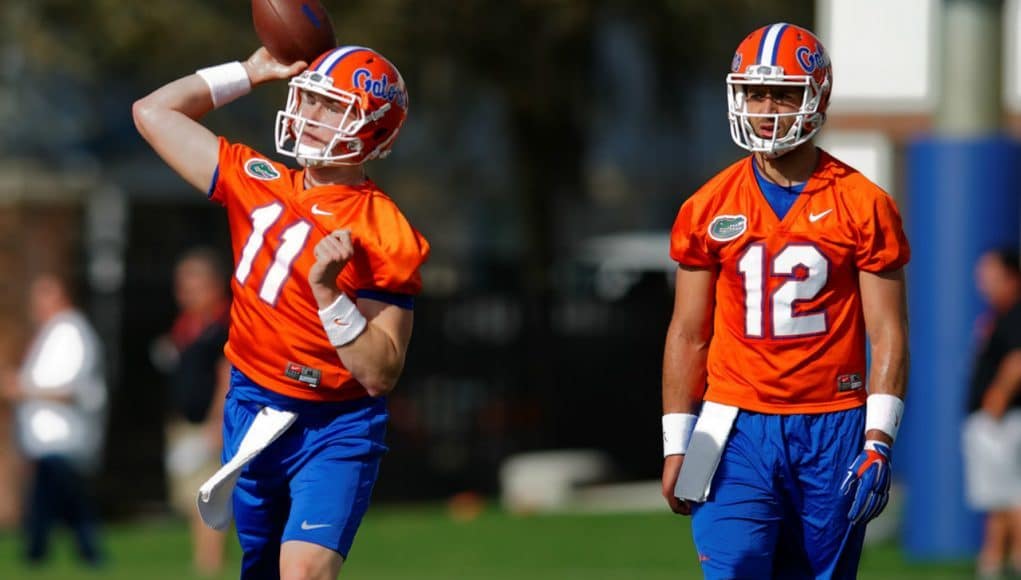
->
[[840, 440, 892, 525]]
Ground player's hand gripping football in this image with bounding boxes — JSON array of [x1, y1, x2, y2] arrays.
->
[[309, 229, 355, 307], [242, 47, 307, 87], [840, 440, 892, 525]]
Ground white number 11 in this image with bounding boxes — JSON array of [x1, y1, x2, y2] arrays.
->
[[234, 203, 312, 305]]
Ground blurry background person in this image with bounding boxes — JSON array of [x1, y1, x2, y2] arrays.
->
[[963, 248, 1021, 579], [0, 273, 107, 567], [151, 247, 231, 576]]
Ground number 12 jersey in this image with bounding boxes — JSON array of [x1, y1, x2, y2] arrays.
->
[[670, 151, 910, 414]]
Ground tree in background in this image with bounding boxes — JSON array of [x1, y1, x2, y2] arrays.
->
[[4, 0, 811, 279]]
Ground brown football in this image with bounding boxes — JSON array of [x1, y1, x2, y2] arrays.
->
[[252, 0, 337, 65]]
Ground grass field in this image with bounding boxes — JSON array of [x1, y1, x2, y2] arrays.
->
[[0, 506, 975, 579]]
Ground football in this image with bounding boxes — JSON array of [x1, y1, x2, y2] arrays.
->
[[252, 0, 337, 65]]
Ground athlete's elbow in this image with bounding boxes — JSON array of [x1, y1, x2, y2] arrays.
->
[[362, 375, 398, 398], [131, 98, 156, 138], [359, 365, 404, 398], [674, 331, 710, 353]]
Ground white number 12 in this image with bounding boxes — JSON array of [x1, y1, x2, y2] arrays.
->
[[737, 244, 828, 338]]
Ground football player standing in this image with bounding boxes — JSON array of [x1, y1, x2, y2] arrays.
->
[[660, 23, 909, 579], [133, 45, 429, 579]]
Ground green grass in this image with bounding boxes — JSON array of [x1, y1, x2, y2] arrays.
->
[[0, 507, 976, 579]]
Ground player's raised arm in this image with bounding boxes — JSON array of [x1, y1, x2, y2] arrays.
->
[[131, 47, 305, 193], [661, 263, 715, 514]]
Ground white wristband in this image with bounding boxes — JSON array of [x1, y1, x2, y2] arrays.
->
[[318, 293, 367, 347], [196, 62, 252, 108], [865, 394, 904, 442], [663, 413, 698, 457]]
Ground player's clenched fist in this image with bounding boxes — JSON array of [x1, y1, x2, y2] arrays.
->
[[308, 229, 354, 303]]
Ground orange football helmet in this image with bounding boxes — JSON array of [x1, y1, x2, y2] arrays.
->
[[275, 46, 409, 166], [727, 23, 832, 156]]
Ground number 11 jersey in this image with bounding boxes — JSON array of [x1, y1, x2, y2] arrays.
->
[[209, 138, 430, 402], [670, 151, 910, 414]]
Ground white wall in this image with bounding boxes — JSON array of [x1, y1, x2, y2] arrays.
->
[[816, 0, 937, 113]]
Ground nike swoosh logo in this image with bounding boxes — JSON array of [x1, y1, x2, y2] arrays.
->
[[808, 209, 832, 223], [311, 204, 332, 216], [301, 521, 331, 530]]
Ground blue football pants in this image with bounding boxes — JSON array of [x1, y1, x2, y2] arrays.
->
[[222, 368, 388, 579], [690, 408, 868, 580]]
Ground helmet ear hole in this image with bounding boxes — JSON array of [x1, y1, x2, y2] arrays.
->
[[372, 127, 389, 140]]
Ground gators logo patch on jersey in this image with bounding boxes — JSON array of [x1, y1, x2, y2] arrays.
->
[[708, 215, 748, 241], [244, 158, 281, 181]]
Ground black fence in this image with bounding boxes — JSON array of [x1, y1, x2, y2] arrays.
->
[[98, 202, 674, 514]]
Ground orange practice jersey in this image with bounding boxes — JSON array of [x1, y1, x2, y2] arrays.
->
[[670, 150, 909, 414], [209, 138, 430, 402]]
